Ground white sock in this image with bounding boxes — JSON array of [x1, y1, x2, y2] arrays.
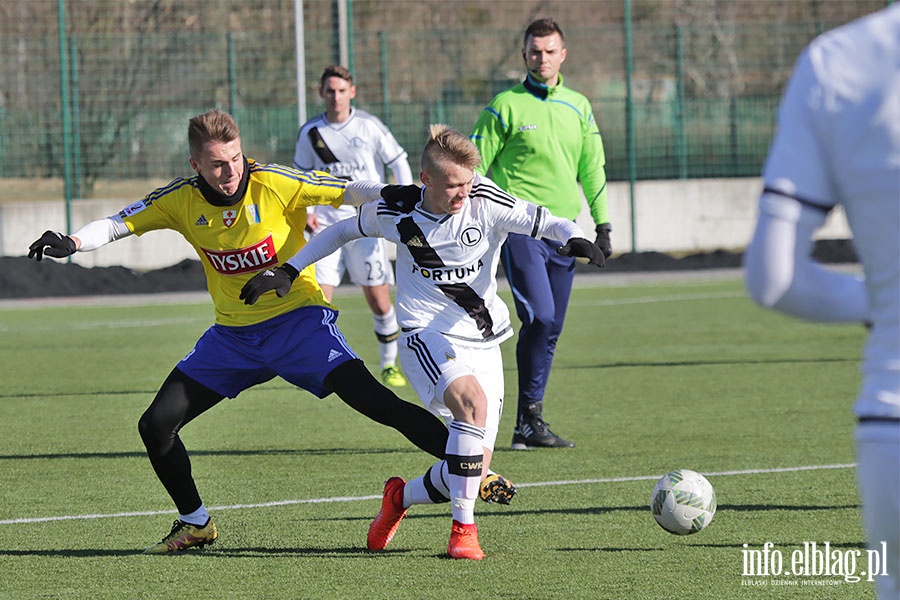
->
[[446, 420, 485, 525], [179, 504, 210, 526], [404, 460, 451, 507], [404, 461, 497, 508], [373, 306, 400, 370]]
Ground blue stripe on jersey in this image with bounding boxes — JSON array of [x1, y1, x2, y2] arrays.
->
[[143, 177, 197, 204], [549, 97, 585, 120], [252, 162, 347, 189], [590, 181, 607, 203], [479, 106, 507, 130]]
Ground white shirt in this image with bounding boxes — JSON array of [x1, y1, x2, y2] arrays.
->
[[745, 6, 900, 418], [294, 107, 413, 227], [287, 174, 585, 347]]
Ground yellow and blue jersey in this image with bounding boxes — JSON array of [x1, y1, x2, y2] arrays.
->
[[119, 158, 346, 326]]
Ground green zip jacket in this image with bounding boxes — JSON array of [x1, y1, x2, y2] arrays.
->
[[470, 74, 609, 225]]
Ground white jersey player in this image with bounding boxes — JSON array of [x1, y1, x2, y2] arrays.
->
[[250, 125, 606, 559], [294, 65, 413, 388], [744, 6, 899, 598]]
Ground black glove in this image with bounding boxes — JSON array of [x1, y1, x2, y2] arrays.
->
[[28, 230, 77, 262], [380, 184, 422, 213], [594, 223, 613, 258], [557, 237, 606, 268], [239, 264, 300, 305]]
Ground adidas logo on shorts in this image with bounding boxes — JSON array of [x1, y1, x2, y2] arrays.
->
[[327, 349, 343, 362]]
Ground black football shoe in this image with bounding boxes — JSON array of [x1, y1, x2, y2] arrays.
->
[[511, 417, 575, 449]]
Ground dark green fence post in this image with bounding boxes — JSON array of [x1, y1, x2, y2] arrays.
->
[[69, 34, 81, 199], [674, 24, 687, 179], [346, 0, 354, 74], [56, 0, 73, 238], [623, 0, 636, 252], [227, 32, 237, 114], [379, 30, 390, 126], [729, 96, 738, 173]]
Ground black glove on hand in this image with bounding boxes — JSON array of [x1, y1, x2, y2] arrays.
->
[[594, 223, 613, 258], [380, 184, 422, 213], [557, 237, 606, 268], [27, 230, 77, 262], [239, 264, 300, 305]]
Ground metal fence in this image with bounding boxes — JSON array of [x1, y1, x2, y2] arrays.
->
[[0, 0, 889, 203]]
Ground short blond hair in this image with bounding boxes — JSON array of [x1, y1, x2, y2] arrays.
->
[[421, 124, 481, 174], [188, 109, 240, 158]]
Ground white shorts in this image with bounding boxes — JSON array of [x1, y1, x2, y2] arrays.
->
[[400, 329, 504, 451], [313, 236, 395, 288], [855, 421, 900, 599]]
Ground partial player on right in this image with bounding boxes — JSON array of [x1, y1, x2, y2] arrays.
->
[[744, 6, 899, 598], [241, 125, 606, 559]]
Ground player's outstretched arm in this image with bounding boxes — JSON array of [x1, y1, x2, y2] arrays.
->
[[557, 238, 606, 268], [342, 180, 386, 206], [538, 211, 606, 268], [240, 217, 366, 305], [380, 184, 422, 213], [28, 231, 77, 261], [27, 216, 132, 261]]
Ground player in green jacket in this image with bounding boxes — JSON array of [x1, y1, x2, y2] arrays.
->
[[471, 17, 611, 449]]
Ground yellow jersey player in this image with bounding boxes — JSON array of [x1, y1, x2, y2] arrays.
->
[[26, 109, 450, 554]]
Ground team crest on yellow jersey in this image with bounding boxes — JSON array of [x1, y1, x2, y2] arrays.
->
[[222, 209, 238, 228]]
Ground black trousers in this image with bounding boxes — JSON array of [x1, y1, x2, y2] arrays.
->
[[137, 359, 448, 514]]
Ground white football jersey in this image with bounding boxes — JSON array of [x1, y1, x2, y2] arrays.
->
[[294, 107, 410, 227], [761, 6, 899, 418], [356, 174, 583, 347]]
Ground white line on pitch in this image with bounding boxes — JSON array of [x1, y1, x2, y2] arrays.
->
[[0, 463, 856, 526], [569, 291, 744, 308], [515, 463, 857, 488]]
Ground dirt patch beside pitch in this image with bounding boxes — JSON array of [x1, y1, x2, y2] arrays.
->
[[0, 239, 857, 300]]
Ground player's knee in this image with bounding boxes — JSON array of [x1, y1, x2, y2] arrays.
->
[[137, 406, 168, 448], [523, 309, 555, 334]]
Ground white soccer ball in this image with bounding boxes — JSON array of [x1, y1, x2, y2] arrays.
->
[[650, 469, 717, 535]]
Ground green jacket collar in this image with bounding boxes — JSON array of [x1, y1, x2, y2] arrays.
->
[[523, 73, 564, 100]]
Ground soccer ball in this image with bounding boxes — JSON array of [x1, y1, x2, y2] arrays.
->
[[650, 469, 717, 535]]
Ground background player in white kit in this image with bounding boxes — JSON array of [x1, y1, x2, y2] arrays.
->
[[294, 65, 412, 387], [241, 125, 605, 559], [744, 6, 899, 598]]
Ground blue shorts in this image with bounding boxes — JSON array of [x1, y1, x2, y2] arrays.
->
[[178, 306, 358, 399]]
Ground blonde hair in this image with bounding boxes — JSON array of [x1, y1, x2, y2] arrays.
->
[[188, 109, 240, 158], [421, 124, 481, 174]]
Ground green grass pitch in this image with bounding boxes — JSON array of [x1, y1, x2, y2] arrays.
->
[[0, 273, 876, 599]]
